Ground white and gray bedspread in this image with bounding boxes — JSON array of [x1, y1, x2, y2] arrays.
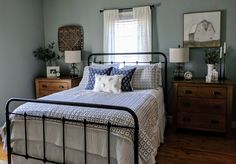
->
[[2, 87, 165, 164]]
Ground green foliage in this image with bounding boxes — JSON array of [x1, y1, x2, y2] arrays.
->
[[33, 42, 62, 63], [204, 48, 220, 64]]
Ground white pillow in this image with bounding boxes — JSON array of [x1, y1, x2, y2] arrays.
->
[[124, 63, 162, 89], [93, 75, 122, 93], [78, 64, 120, 89]]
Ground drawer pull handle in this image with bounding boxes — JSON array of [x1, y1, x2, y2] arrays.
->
[[42, 85, 47, 88], [211, 120, 219, 124], [184, 90, 192, 94], [183, 117, 191, 122], [59, 85, 65, 89], [213, 91, 221, 96]]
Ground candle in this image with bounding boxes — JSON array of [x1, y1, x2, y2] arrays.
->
[[220, 46, 222, 59], [224, 42, 227, 54]]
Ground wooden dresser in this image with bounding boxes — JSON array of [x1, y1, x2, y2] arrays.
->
[[172, 79, 233, 134], [35, 77, 81, 98]]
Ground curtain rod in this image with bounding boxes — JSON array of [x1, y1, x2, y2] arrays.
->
[[100, 5, 155, 13]]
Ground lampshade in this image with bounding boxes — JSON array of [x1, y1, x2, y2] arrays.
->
[[169, 48, 189, 63], [64, 50, 81, 63]]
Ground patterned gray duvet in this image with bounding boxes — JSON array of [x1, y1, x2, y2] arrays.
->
[[3, 87, 165, 164]]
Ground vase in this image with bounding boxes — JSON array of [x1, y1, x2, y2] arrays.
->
[[207, 64, 214, 76], [206, 64, 214, 82]]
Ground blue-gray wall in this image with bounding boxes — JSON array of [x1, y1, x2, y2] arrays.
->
[[43, 0, 236, 120], [2, 0, 234, 126], [0, 0, 45, 125]]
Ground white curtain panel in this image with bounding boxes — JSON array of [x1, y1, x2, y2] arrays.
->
[[103, 6, 152, 63], [103, 9, 119, 62], [133, 6, 152, 62]]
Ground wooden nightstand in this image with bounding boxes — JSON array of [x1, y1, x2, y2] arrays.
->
[[172, 79, 233, 135], [35, 77, 81, 98]]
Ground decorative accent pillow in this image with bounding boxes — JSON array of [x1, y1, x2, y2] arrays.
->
[[111, 67, 136, 92], [124, 63, 162, 89], [78, 64, 119, 89], [85, 67, 112, 90], [93, 75, 122, 93]]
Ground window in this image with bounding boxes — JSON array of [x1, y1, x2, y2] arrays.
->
[[115, 18, 138, 53], [114, 12, 138, 62], [103, 6, 152, 63]]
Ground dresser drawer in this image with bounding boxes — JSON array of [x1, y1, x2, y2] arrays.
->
[[35, 77, 82, 98], [177, 97, 226, 114], [178, 86, 226, 99], [38, 90, 58, 97], [199, 87, 226, 99], [38, 82, 69, 91], [178, 86, 198, 97], [177, 112, 226, 131]]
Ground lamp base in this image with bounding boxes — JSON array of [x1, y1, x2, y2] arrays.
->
[[70, 63, 79, 77], [173, 63, 184, 80]]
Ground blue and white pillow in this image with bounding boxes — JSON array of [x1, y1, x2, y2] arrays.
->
[[124, 63, 162, 89], [111, 67, 136, 91], [85, 67, 112, 90], [78, 64, 119, 89]]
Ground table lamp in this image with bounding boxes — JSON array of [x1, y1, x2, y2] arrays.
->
[[169, 48, 189, 80], [65, 50, 81, 77]]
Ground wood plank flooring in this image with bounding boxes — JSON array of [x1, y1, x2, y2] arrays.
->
[[156, 127, 236, 164], [0, 143, 7, 161], [1, 127, 236, 163]]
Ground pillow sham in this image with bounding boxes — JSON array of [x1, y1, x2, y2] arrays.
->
[[124, 63, 162, 89], [111, 67, 136, 92], [92, 63, 120, 68], [93, 74, 122, 93], [78, 64, 119, 89], [85, 67, 112, 90]]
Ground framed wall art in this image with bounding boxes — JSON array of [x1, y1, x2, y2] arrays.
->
[[183, 11, 221, 48], [58, 25, 84, 52]]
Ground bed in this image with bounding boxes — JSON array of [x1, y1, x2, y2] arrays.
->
[[2, 52, 167, 164]]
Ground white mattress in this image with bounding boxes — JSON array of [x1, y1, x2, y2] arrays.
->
[[2, 88, 166, 164]]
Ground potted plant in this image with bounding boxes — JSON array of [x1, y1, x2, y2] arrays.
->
[[33, 42, 62, 78], [33, 42, 62, 66], [204, 48, 220, 65], [204, 48, 220, 82]]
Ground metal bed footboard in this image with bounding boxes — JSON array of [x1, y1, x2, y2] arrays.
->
[[6, 98, 139, 164]]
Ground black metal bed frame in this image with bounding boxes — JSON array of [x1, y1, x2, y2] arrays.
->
[[5, 52, 167, 164], [88, 52, 167, 102]]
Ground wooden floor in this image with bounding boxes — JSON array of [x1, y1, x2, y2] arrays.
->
[[0, 143, 7, 161], [1, 127, 236, 163], [156, 127, 236, 164]]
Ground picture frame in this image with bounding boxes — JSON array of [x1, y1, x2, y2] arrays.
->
[[183, 11, 221, 48], [47, 66, 60, 78]]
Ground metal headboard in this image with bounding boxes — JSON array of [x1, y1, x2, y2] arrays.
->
[[88, 52, 167, 103]]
